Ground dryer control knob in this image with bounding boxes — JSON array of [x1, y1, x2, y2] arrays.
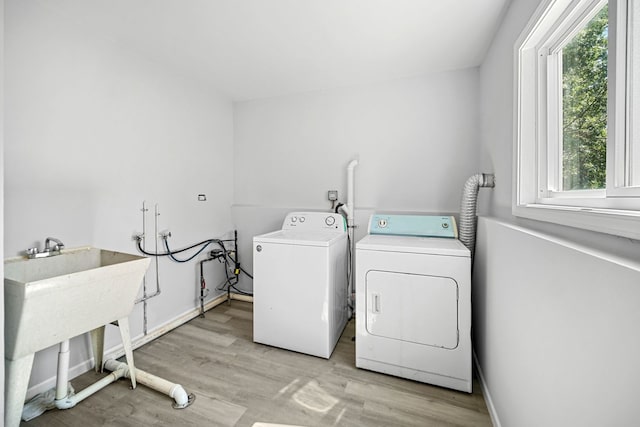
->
[[291, 216, 297, 222], [256, 245, 262, 252]]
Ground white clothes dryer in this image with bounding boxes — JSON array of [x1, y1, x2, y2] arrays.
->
[[253, 212, 348, 359], [355, 217, 472, 392]]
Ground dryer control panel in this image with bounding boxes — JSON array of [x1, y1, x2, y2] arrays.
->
[[282, 212, 347, 232], [368, 214, 458, 238]]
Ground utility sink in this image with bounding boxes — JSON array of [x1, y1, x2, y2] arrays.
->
[[4, 246, 150, 360], [4, 247, 150, 427]]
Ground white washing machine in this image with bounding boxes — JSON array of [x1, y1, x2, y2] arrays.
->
[[355, 214, 472, 392], [253, 212, 348, 359]]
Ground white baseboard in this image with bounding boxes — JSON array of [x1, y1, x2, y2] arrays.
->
[[473, 350, 501, 427], [25, 293, 253, 400], [104, 293, 230, 360]]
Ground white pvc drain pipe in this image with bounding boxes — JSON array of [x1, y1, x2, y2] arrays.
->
[[54, 361, 128, 410], [103, 359, 195, 409]]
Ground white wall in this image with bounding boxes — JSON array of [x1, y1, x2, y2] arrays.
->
[[475, 218, 640, 427], [475, 0, 640, 425], [5, 2, 234, 394], [233, 69, 481, 290], [1, 0, 5, 420]]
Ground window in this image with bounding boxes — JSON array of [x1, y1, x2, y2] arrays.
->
[[557, 4, 608, 193], [515, 0, 640, 240]]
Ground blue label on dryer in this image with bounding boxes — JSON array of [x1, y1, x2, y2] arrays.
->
[[368, 214, 458, 238]]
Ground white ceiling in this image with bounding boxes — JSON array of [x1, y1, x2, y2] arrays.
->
[[29, 0, 511, 101]]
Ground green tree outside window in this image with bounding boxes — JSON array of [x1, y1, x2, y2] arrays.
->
[[562, 5, 608, 190]]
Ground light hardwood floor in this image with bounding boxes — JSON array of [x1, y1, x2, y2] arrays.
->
[[22, 301, 492, 426]]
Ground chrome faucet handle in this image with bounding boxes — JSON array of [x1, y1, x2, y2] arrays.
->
[[26, 247, 43, 259]]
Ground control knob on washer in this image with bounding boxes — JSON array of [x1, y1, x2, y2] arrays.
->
[[325, 216, 336, 226]]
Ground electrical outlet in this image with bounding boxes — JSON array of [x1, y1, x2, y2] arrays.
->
[[328, 190, 338, 201]]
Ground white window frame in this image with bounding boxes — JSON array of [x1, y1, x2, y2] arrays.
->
[[514, 0, 640, 240]]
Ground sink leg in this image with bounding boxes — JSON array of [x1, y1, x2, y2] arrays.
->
[[55, 340, 71, 400], [117, 317, 137, 389], [90, 326, 106, 372], [5, 353, 35, 427]]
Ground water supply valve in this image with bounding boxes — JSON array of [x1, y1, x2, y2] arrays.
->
[[209, 249, 224, 259]]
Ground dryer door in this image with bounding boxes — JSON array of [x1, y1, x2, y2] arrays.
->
[[365, 270, 459, 349]]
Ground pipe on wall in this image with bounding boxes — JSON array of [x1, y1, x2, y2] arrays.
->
[[458, 173, 495, 257], [339, 159, 358, 315], [345, 159, 358, 227]]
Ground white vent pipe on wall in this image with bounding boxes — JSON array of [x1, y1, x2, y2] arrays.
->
[[345, 159, 358, 227], [459, 173, 495, 257]]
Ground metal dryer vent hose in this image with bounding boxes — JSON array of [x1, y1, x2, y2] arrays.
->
[[458, 173, 495, 257]]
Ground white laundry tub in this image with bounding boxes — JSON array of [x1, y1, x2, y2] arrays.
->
[[3, 246, 150, 427]]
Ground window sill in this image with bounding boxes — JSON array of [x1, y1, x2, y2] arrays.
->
[[513, 203, 640, 240]]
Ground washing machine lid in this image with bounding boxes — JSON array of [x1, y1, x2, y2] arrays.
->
[[356, 234, 470, 257], [254, 229, 347, 247]]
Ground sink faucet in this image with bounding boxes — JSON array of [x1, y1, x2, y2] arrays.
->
[[26, 237, 65, 259], [44, 237, 65, 252]]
